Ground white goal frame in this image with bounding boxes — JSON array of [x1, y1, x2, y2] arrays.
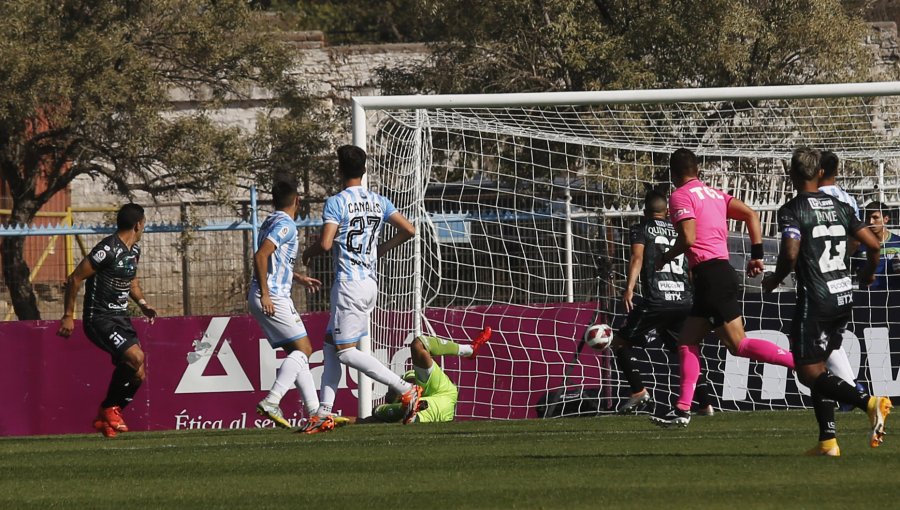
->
[[351, 81, 900, 418]]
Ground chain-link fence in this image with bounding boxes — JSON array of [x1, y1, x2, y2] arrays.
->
[[0, 189, 335, 321]]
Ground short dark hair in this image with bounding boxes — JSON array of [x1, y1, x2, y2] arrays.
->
[[790, 147, 821, 182], [669, 148, 698, 179], [117, 203, 145, 231], [644, 189, 667, 214], [272, 179, 298, 209], [866, 201, 889, 218], [337, 145, 367, 179], [820, 150, 839, 179]]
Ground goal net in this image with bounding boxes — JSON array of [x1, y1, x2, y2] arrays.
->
[[353, 83, 900, 419]]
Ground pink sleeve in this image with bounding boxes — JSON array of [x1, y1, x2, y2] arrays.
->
[[722, 189, 733, 206], [669, 190, 695, 224]]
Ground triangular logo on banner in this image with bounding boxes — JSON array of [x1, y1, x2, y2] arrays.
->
[[175, 317, 253, 394]]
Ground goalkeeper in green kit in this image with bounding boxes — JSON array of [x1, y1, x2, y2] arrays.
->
[[353, 327, 492, 424]]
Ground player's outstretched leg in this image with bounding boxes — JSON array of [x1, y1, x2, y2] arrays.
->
[[416, 327, 493, 360]]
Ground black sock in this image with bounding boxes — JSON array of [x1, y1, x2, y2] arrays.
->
[[101, 364, 141, 409], [812, 372, 870, 411], [614, 345, 645, 394], [812, 387, 837, 442], [695, 375, 712, 408]]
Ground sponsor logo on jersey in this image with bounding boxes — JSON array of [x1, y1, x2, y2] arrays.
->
[[807, 197, 834, 210], [278, 225, 289, 238], [827, 277, 852, 294], [657, 281, 685, 292], [673, 208, 690, 219], [93, 250, 107, 262]]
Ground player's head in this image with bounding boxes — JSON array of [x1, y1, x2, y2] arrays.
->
[[643, 189, 667, 218], [789, 147, 822, 187], [669, 148, 699, 185], [272, 178, 299, 212], [820, 150, 839, 184], [865, 201, 890, 234], [116, 203, 145, 240], [337, 145, 367, 181]]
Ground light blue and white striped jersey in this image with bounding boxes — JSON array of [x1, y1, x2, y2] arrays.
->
[[251, 210, 298, 297], [819, 184, 860, 219], [323, 186, 397, 281]]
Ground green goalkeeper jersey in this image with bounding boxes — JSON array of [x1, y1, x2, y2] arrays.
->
[[373, 363, 458, 423]]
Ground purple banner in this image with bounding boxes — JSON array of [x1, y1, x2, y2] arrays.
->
[[0, 303, 606, 436], [0, 313, 360, 436]]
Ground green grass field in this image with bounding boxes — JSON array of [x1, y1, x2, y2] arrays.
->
[[1, 410, 898, 509]]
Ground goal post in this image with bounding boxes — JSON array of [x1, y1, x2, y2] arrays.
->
[[351, 81, 900, 419]]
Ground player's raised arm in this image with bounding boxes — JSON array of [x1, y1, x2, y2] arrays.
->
[[727, 198, 764, 277], [377, 211, 415, 258]]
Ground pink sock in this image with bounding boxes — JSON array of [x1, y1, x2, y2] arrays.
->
[[736, 338, 795, 370], [677, 345, 701, 412]]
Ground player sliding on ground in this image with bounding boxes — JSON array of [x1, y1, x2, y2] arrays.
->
[[762, 148, 891, 456], [611, 190, 714, 415], [350, 328, 492, 425], [651, 148, 796, 427]]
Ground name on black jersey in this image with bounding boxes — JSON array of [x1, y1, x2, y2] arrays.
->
[[347, 201, 383, 215], [815, 210, 837, 222], [647, 224, 677, 238]]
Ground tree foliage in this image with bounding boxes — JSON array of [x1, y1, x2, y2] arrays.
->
[[379, 0, 878, 94], [0, 0, 336, 319]]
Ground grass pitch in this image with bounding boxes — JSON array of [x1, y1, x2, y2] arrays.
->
[[1, 410, 898, 509]]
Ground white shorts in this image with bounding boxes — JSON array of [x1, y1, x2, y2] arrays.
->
[[326, 278, 376, 345], [249, 292, 308, 347]]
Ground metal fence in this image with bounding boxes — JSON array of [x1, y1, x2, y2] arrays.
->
[[0, 187, 336, 321]]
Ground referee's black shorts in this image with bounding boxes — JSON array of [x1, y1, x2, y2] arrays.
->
[[83, 315, 140, 364], [689, 258, 741, 328]]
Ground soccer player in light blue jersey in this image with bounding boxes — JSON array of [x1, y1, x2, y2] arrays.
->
[[251, 179, 324, 429], [301, 145, 420, 434]]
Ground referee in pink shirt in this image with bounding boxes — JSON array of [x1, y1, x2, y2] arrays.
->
[[650, 148, 796, 427]]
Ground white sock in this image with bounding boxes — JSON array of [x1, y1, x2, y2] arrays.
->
[[458, 345, 474, 357], [288, 352, 319, 416], [336, 347, 410, 395], [317, 343, 341, 417], [267, 350, 305, 404], [826, 348, 856, 385], [413, 363, 434, 384]]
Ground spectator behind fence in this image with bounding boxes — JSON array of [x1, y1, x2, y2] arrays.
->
[[854, 201, 900, 290]]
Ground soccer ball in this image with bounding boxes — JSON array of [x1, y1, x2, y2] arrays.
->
[[584, 323, 613, 351]]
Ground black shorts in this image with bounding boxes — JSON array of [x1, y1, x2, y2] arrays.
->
[[83, 315, 140, 364], [790, 311, 850, 366], [690, 259, 741, 327], [618, 305, 689, 350]]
